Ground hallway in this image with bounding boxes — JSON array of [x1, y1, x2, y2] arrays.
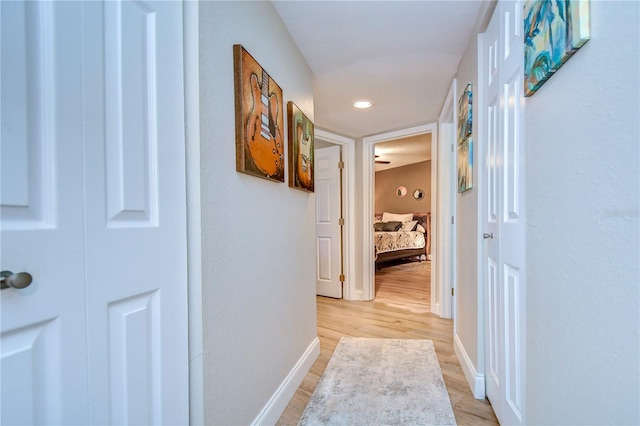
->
[[277, 262, 498, 425]]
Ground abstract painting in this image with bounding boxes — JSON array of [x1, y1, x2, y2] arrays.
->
[[457, 83, 472, 143], [458, 138, 473, 193], [457, 83, 473, 193], [287, 102, 314, 192], [233, 44, 285, 182], [524, 0, 590, 97]]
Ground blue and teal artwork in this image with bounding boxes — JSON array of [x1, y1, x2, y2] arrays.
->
[[457, 83, 473, 193], [524, 0, 590, 97]]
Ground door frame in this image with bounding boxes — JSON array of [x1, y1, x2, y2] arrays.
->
[[436, 79, 457, 321], [314, 129, 356, 300], [183, 1, 204, 424], [361, 123, 438, 305]]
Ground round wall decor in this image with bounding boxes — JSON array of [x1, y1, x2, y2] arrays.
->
[[396, 186, 408, 197]]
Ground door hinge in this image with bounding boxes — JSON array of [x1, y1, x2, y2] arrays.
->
[[338, 161, 345, 170], [451, 288, 454, 296], [339, 217, 345, 226], [451, 144, 454, 153], [339, 274, 345, 282], [451, 216, 454, 225]]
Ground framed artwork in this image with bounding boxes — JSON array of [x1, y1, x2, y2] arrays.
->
[[233, 44, 285, 182], [524, 0, 590, 97], [457, 83, 473, 193], [457, 138, 473, 193], [287, 102, 314, 192], [457, 83, 472, 143]]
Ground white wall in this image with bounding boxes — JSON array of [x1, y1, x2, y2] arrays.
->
[[198, 2, 317, 424], [525, 2, 639, 424], [453, 19, 485, 378]]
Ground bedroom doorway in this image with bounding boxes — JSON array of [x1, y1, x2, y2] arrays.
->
[[362, 123, 438, 305]]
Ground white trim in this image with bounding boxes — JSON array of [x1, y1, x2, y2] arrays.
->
[[251, 338, 321, 426], [362, 123, 438, 303], [435, 79, 457, 320], [314, 129, 357, 300], [183, 2, 204, 425], [454, 334, 486, 399]]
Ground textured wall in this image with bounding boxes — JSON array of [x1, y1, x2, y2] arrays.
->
[[525, 2, 640, 424], [198, 2, 317, 424], [375, 161, 431, 214]]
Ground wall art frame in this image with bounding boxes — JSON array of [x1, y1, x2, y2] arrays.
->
[[457, 83, 472, 143], [287, 101, 314, 192], [233, 44, 285, 182], [457, 138, 473, 193], [457, 83, 473, 192], [524, 0, 591, 97]]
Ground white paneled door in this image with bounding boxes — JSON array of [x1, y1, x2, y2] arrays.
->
[[0, 1, 188, 424], [314, 146, 342, 298], [482, 1, 526, 425]]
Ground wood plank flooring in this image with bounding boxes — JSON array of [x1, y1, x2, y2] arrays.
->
[[276, 260, 498, 426]]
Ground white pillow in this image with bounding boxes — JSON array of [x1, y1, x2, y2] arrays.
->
[[401, 220, 418, 231], [382, 212, 414, 223], [416, 224, 426, 233]]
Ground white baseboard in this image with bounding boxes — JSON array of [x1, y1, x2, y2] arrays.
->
[[251, 337, 320, 426], [454, 334, 486, 399]]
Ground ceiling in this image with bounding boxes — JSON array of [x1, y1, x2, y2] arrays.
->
[[373, 133, 432, 172], [273, 1, 485, 141]]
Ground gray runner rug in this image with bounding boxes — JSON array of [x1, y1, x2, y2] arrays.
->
[[299, 338, 457, 425]]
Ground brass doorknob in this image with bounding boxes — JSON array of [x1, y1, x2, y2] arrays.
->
[[0, 270, 33, 290]]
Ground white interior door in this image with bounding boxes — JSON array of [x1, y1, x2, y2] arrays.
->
[[1, 2, 89, 423], [82, 1, 188, 423], [482, 1, 526, 425], [1, 1, 188, 424], [315, 146, 342, 298]]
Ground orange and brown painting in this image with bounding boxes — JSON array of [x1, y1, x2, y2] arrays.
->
[[233, 45, 285, 182]]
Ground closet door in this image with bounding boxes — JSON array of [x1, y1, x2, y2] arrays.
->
[[1, 1, 189, 424], [0, 2, 89, 423], [82, 1, 189, 424], [482, 1, 526, 425]]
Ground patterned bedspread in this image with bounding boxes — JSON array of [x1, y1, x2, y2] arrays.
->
[[374, 231, 425, 255]]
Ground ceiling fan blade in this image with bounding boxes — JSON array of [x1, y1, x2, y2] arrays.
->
[[375, 160, 391, 164]]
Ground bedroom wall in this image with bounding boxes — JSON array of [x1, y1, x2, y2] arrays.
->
[[198, 2, 317, 424], [375, 161, 431, 214], [524, 2, 639, 423]]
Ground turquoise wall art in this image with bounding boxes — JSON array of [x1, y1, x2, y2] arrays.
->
[[457, 83, 473, 193], [524, 0, 590, 97]]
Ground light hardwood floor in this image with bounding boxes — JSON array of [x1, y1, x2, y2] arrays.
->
[[277, 260, 498, 425]]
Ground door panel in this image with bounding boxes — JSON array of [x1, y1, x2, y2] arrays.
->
[[482, 2, 525, 425], [482, 4, 501, 416], [82, 1, 188, 423], [315, 146, 342, 298], [0, 2, 89, 424], [1, 1, 187, 424], [104, 0, 158, 226]]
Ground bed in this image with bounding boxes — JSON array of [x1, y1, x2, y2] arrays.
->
[[374, 212, 431, 266]]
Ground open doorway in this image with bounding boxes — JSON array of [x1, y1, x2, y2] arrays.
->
[[372, 135, 432, 312], [362, 123, 438, 305]]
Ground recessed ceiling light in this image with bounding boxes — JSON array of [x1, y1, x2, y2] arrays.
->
[[353, 101, 372, 109]]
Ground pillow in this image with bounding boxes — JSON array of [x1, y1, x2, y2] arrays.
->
[[401, 220, 418, 232], [382, 221, 403, 232], [416, 224, 426, 233], [382, 212, 414, 223], [373, 222, 386, 231]]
